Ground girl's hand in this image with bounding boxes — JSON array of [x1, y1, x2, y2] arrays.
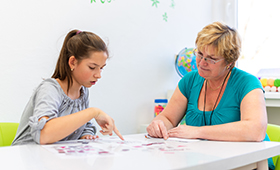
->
[[146, 120, 169, 140], [168, 125, 198, 139], [80, 135, 99, 140], [95, 109, 124, 140]]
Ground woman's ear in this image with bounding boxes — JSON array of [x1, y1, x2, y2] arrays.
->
[[68, 56, 77, 71], [227, 62, 233, 69]]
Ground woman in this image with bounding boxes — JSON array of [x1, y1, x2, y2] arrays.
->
[[147, 22, 274, 169]]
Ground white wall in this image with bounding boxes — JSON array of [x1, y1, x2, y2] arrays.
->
[[0, 0, 215, 135], [212, 0, 237, 28]]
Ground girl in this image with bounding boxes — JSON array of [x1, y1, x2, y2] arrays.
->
[[12, 30, 123, 145]]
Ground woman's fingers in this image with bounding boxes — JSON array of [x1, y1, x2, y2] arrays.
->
[[147, 120, 168, 139], [159, 121, 169, 140], [147, 122, 159, 137], [153, 123, 163, 138]]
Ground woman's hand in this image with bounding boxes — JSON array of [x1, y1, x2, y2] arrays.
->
[[94, 109, 124, 140], [146, 120, 169, 140], [168, 125, 198, 139], [80, 135, 99, 140]]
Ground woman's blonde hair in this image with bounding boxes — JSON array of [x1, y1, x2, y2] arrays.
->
[[195, 22, 241, 68]]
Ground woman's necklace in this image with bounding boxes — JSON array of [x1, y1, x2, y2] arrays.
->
[[207, 81, 223, 91], [203, 70, 231, 125], [207, 71, 231, 91]]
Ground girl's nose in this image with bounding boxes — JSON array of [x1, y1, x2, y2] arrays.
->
[[94, 69, 102, 79]]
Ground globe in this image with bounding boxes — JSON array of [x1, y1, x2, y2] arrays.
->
[[175, 47, 197, 77]]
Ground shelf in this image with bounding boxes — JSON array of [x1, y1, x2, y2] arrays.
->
[[265, 92, 280, 99], [265, 92, 280, 107]]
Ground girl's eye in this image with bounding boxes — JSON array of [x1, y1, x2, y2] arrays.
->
[[89, 67, 95, 70]]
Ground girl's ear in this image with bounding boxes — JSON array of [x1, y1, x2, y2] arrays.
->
[[68, 56, 77, 71]]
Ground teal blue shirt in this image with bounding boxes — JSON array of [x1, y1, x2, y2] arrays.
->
[[178, 67, 275, 170]]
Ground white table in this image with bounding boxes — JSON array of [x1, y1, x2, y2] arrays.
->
[[1, 134, 280, 170]]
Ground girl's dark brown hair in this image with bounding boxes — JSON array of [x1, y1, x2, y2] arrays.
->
[[52, 30, 108, 92]]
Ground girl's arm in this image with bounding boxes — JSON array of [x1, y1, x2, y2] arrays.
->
[[39, 107, 123, 144]]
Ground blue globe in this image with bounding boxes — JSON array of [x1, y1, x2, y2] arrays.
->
[[175, 47, 197, 77]]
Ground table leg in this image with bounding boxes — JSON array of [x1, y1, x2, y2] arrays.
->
[[257, 159, 268, 170], [232, 159, 268, 170]]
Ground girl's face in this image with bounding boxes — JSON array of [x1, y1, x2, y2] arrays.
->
[[72, 51, 107, 88], [196, 46, 228, 81]]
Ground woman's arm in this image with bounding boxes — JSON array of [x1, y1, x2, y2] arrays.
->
[[39, 107, 123, 144], [168, 88, 267, 142], [147, 86, 188, 139]]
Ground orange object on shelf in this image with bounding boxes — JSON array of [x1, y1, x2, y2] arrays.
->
[[267, 78, 275, 87]]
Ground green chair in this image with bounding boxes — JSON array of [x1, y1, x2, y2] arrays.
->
[[0, 122, 19, 147], [267, 123, 280, 170]]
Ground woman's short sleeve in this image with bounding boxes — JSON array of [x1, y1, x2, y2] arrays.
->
[[232, 69, 264, 101], [178, 71, 199, 99]]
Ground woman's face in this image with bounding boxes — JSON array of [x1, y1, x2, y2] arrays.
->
[[72, 51, 108, 88], [196, 46, 229, 81]]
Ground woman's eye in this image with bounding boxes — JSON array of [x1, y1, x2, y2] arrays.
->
[[89, 67, 95, 70]]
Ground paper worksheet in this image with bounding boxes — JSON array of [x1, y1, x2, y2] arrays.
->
[[42, 135, 201, 157]]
